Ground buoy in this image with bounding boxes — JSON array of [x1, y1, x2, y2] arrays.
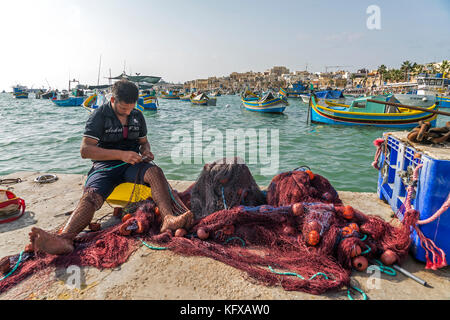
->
[[352, 256, 368, 271], [306, 230, 320, 246], [341, 226, 353, 237], [343, 206, 354, 220], [122, 214, 133, 223], [292, 203, 304, 216], [305, 170, 315, 180], [348, 223, 360, 233], [197, 228, 209, 240], [381, 249, 397, 265], [175, 228, 187, 237], [154, 207, 160, 216]]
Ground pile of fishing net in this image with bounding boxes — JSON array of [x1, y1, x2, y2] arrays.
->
[[0, 158, 432, 296]]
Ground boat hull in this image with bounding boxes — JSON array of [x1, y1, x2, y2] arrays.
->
[[309, 98, 438, 128], [52, 97, 84, 107], [242, 97, 288, 113], [437, 96, 450, 108], [14, 93, 29, 99]]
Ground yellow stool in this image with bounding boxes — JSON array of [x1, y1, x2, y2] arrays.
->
[[106, 183, 152, 207]]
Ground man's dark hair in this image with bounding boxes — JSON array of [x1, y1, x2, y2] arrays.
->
[[112, 79, 139, 103]]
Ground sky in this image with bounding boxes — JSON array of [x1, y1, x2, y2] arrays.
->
[[0, 0, 449, 91]]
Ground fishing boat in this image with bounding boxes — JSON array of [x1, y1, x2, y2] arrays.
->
[[160, 90, 180, 100], [412, 74, 450, 108], [241, 89, 288, 113], [309, 94, 438, 128], [286, 81, 309, 98], [52, 89, 85, 107], [82, 92, 108, 113], [180, 92, 195, 101], [12, 85, 29, 99], [190, 93, 216, 106], [300, 89, 345, 104], [137, 90, 158, 111]]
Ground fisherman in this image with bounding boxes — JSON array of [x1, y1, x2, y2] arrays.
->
[[28, 79, 194, 255]]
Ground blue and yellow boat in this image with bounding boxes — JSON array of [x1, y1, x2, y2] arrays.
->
[[241, 89, 289, 113], [437, 96, 450, 108], [309, 94, 438, 128], [137, 91, 158, 111], [12, 85, 29, 99], [160, 90, 180, 100]]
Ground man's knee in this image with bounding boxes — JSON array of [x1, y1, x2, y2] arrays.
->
[[81, 189, 105, 211]]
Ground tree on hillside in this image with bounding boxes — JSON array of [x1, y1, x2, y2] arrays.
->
[[439, 60, 449, 77]]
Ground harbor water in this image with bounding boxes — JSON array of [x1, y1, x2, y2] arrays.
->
[[1, 93, 448, 192]]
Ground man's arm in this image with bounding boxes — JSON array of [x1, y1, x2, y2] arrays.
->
[[138, 136, 154, 162], [80, 137, 143, 164]]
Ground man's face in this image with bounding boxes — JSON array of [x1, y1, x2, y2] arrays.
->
[[111, 97, 136, 117]]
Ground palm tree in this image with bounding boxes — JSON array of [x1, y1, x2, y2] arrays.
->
[[439, 60, 450, 77], [412, 63, 425, 77], [401, 61, 413, 81], [377, 65, 387, 85]]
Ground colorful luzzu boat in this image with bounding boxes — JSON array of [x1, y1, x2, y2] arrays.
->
[[82, 93, 108, 113], [160, 91, 180, 100], [309, 94, 437, 128], [437, 96, 450, 108], [190, 93, 210, 106], [241, 90, 288, 113], [137, 92, 158, 111]]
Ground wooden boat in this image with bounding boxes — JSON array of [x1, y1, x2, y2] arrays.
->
[[191, 93, 211, 106], [137, 91, 158, 111], [82, 92, 108, 113], [160, 91, 180, 100], [180, 93, 195, 101], [241, 90, 288, 113], [12, 85, 29, 99], [309, 94, 438, 128]]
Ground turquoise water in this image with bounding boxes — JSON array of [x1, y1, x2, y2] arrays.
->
[[1, 93, 448, 192]]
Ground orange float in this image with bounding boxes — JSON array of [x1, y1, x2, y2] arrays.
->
[[348, 223, 360, 233], [305, 170, 315, 180], [175, 228, 187, 237], [292, 203, 304, 216], [341, 226, 354, 237], [343, 206, 354, 220], [197, 228, 209, 240], [121, 214, 133, 223], [306, 230, 320, 246], [352, 256, 368, 271], [380, 250, 397, 265]]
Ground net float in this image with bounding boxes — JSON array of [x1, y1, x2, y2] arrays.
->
[[305, 170, 315, 180], [89, 222, 101, 232], [197, 228, 209, 240], [381, 249, 397, 266], [306, 230, 320, 246], [0, 257, 11, 275], [348, 223, 360, 233], [122, 214, 133, 223], [352, 256, 368, 271], [350, 245, 362, 258], [343, 206, 354, 220], [292, 203, 304, 216], [136, 221, 145, 234], [175, 228, 187, 237], [154, 207, 160, 216], [342, 226, 354, 237]]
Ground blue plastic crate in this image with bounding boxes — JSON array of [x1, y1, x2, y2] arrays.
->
[[377, 134, 450, 263]]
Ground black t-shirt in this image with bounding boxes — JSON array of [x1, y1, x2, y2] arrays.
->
[[83, 102, 147, 162]]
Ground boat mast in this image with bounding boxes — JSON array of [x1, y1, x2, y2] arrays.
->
[[97, 54, 102, 86]]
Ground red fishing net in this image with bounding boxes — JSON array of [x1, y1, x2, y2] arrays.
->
[[0, 162, 418, 296]]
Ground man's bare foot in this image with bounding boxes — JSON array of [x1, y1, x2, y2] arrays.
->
[[29, 227, 74, 255], [160, 211, 194, 233]]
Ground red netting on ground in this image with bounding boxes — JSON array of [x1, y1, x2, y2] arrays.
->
[[0, 165, 416, 296]]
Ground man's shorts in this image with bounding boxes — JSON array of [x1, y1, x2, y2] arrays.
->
[[84, 161, 155, 200]]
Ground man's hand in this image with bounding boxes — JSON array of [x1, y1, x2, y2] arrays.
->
[[141, 151, 154, 162], [121, 151, 143, 165]]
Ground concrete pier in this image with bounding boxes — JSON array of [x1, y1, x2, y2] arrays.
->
[[0, 171, 448, 300]]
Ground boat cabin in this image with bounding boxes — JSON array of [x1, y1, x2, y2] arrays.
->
[[347, 95, 402, 113]]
